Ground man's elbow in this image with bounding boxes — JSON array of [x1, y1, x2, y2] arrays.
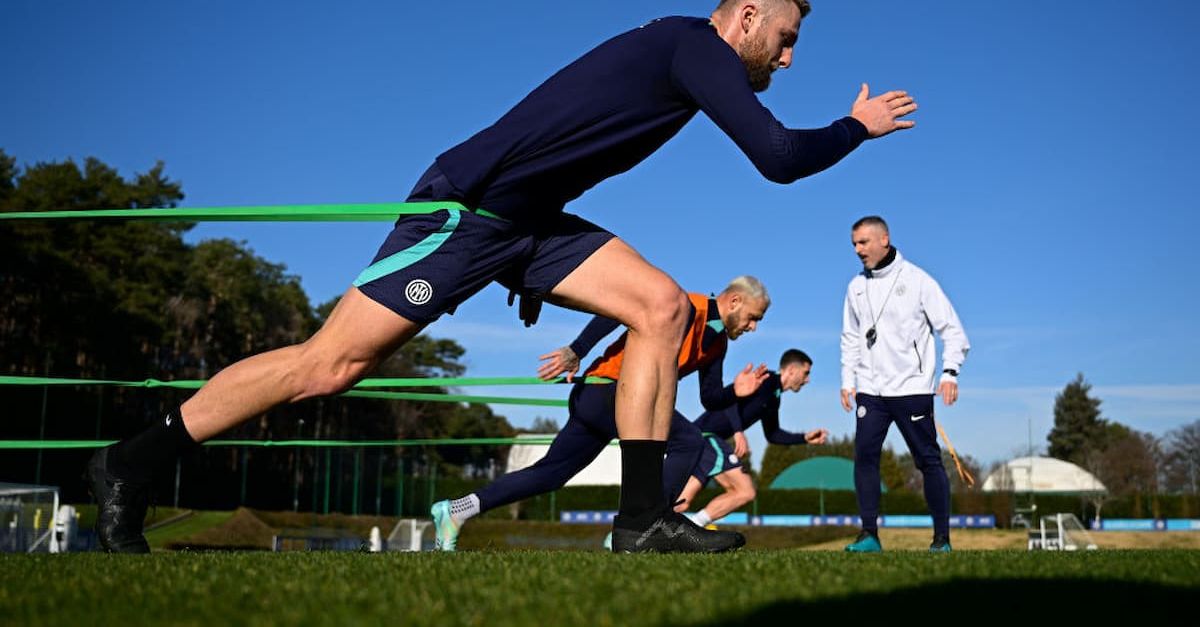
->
[[753, 154, 836, 184], [754, 161, 800, 184]]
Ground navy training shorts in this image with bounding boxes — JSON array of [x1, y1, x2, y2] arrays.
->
[[355, 164, 615, 324], [691, 434, 744, 485]]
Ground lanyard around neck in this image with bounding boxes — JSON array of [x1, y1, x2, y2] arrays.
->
[[865, 265, 903, 330]]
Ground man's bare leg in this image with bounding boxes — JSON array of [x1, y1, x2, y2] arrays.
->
[[548, 238, 689, 441], [699, 470, 757, 523], [549, 238, 690, 532], [181, 287, 424, 441], [89, 287, 424, 552]]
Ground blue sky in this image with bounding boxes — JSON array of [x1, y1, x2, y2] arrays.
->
[[3, 1, 1199, 468]]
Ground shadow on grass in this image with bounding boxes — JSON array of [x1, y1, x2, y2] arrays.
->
[[690, 579, 1195, 624]]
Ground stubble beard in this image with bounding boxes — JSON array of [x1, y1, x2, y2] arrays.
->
[[738, 35, 773, 93]]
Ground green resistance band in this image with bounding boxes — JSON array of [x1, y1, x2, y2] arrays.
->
[[342, 390, 566, 407], [0, 433, 717, 449], [0, 437, 582, 449], [0, 375, 611, 388], [0, 202, 481, 222], [0, 375, 614, 407]]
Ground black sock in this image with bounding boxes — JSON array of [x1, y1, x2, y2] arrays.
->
[[615, 439, 667, 530], [108, 407, 199, 482]]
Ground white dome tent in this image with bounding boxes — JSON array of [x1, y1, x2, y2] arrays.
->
[[982, 456, 1107, 494], [984, 457, 1107, 549], [506, 433, 620, 486]]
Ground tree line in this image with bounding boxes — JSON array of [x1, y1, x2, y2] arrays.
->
[[0, 150, 516, 512], [1044, 374, 1198, 513], [759, 372, 1199, 507]]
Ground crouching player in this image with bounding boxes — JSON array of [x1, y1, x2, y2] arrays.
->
[[676, 349, 830, 527], [432, 277, 772, 552]]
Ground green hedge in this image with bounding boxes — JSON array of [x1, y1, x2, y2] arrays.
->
[[395, 470, 1200, 526], [497, 487, 1199, 527]]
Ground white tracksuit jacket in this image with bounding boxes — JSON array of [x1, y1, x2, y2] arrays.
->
[[840, 250, 970, 397]]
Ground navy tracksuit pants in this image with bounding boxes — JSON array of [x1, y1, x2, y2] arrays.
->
[[476, 382, 704, 513], [854, 393, 950, 537]]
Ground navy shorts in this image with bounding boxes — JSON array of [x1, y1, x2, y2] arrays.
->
[[355, 164, 615, 323], [691, 435, 744, 485]]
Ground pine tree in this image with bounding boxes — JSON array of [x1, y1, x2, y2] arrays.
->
[[1046, 373, 1107, 465]]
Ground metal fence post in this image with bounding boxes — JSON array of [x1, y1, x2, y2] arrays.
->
[[395, 456, 404, 517], [323, 448, 331, 514], [239, 448, 248, 505], [352, 448, 362, 516], [34, 353, 50, 484], [375, 452, 384, 515]]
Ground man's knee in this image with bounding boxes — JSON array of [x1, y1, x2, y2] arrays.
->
[[855, 445, 882, 467], [294, 345, 374, 398], [628, 283, 689, 339], [732, 475, 756, 504], [914, 452, 945, 473], [303, 366, 366, 398]]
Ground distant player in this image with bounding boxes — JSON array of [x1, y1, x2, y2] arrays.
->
[[675, 349, 829, 527]]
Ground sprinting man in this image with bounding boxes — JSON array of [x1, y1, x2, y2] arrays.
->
[[432, 277, 771, 552], [88, 0, 916, 553], [675, 349, 830, 527], [839, 216, 969, 553]]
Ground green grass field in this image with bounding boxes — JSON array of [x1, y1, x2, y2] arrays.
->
[[3, 550, 1197, 625]]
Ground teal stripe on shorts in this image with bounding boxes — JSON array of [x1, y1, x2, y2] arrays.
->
[[353, 209, 461, 287], [707, 436, 725, 477]]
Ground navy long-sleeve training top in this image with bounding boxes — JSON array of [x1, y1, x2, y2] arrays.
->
[[694, 372, 808, 445], [433, 16, 869, 221]]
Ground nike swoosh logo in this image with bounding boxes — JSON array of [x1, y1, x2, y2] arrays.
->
[[911, 415, 925, 422]]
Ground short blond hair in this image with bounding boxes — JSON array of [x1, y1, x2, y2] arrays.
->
[[715, 0, 812, 19], [721, 275, 770, 307]]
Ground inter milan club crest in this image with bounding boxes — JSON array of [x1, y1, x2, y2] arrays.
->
[[895, 283, 906, 297], [857, 405, 867, 418], [405, 279, 434, 305]]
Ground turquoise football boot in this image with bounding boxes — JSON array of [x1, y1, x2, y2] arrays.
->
[[430, 500, 460, 552], [844, 530, 883, 553], [930, 535, 952, 552]]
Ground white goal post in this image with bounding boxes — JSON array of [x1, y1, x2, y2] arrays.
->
[[386, 518, 431, 552], [0, 483, 61, 553], [1028, 512, 1098, 551]]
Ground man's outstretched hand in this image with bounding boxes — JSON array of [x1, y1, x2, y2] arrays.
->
[[537, 346, 580, 381], [733, 363, 770, 397], [850, 83, 917, 138]]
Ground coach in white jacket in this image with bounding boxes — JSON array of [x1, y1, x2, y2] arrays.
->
[[839, 216, 969, 553]]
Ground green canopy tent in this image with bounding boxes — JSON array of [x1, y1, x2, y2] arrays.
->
[[769, 456, 886, 515]]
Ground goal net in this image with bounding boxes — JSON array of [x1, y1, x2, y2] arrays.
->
[[0, 483, 60, 553], [386, 518, 432, 552], [1028, 512, 1098, 551]]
